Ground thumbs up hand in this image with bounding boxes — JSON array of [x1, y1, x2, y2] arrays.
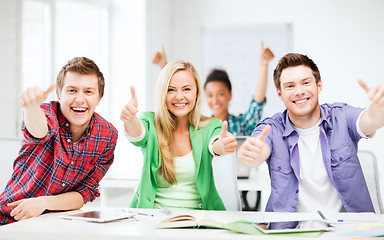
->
[[237, 125, 271, 168], [120, 86, 139, 124], [357, 79, 384, 135], [17, 83, 56, 109], [121, 86, 143, 138], [212, 121, 237, 156], [151, 44, 167, 68]]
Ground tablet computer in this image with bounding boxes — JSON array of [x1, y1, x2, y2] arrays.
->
[[61, 210, 135, 223], [253, 220, 334, 234]]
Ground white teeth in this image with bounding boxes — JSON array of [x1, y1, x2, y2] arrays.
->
[[295, 99, 307, 104], [72, 107, 87, 112], [174, 103, 186, 107]]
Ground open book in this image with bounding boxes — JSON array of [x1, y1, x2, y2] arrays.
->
[[156, 211, 240, 229]]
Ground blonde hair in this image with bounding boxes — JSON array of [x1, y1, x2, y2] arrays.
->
[[155, 60, 211, 184]]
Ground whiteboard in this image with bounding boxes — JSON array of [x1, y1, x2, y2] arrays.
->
[[202, 23, 293, 118]]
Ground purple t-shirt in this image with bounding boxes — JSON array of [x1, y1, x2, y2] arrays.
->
[[252, 103, 374, 214]]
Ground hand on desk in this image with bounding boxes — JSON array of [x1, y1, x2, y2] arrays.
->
[[237, 125, 271, 168], [8, 196, 47, 221]]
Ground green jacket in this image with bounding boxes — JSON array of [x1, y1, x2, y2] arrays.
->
[[130, 112, 226, 210]]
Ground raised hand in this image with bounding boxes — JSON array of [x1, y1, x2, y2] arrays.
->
[[121, 86, 143, 138], [358, 79, 384, 135], [219, 121, 237, 155], [151, 44, 167, 68], [120, 86, 139, 124], [17, 83, 56, 109], [237, 125, 271, 167], [259, 41, 274, 64]]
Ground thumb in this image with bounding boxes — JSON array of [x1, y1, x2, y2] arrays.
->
[[161, 44, 165, 54], [43, 83, 56, 99], [357, 79, 370, 94], [220, 120, 228, 138], [257, 125, 271, 141], [8, 199, 22, 207], [130, 86, 138, 107]]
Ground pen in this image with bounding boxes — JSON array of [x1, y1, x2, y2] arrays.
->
[[136, 212, 154, 217], [317, 210, 328, 222]]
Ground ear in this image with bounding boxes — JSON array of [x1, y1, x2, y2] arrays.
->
[[57, 94, 61, 101], [276, 88, 283, 101], [229, 92, 232, 101], [317, 80, 323, 94]]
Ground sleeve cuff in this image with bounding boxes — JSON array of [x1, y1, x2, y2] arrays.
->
[[208, 135, 220, 156], [124, 121, 146, 142]]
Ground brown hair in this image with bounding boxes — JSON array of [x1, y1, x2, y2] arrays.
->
[[56, 57, 105, 98], [273, 53, 321, 90]]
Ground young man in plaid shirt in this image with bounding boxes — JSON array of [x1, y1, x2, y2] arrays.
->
[[0, 57, 118, 225]]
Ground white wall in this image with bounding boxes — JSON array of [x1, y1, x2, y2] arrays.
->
[[145, 0, 384, 201], [0, 0, 21, 137]]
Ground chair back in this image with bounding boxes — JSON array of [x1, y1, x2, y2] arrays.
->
[[358, 150, 383, 214], [0, 137, 21, 192], [212, 153, 242, 211]]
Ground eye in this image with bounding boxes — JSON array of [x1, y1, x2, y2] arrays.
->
[[85, 90, 94, 94], [304, 81, 310, 85], [184, 87, 191, 91], [167, 88, 175, 92], [68, 89, 76, 93]]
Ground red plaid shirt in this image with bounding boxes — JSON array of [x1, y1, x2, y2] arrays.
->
[[0, 101, 118, 224]]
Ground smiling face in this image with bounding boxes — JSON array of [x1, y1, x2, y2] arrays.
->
[[58, 71, 101, 135], [277, 65, 322, 128], [166, 70, 197, 122], [204, 81, 232, 120]]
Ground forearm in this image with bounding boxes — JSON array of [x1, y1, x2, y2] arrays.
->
[[44, 191, 84, 211], [359, 108, 384, 137], [254, 62, 269, 103], [23, 104, 49, 138]]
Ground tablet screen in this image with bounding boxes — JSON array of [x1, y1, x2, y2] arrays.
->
[[62, 210, 135, 223], [253, 220, 334, 234]]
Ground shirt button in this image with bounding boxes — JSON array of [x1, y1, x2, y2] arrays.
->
[[62, 183, 66, 187], [67, 139, 71, 143], [278, 166, 282, 171], [279, 117, 282, 121], [296, 190, 299, 193], [65, 123, 69, 127], [289, 145, 292, 149], [339, 157, 343, 161], [71, 161, 74, 165]]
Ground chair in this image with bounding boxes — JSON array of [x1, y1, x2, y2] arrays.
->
[[358, 150, 384, 214], [0, 137, 22, 192], [212, 153, 242, 211]]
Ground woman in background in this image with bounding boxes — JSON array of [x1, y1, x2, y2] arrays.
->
[[152, 42, 274, 136], [121, 60, 237, 212]]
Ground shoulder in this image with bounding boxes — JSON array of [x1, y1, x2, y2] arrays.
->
[[92, 112, 118, 136], [138, 112, 155, 122], [320, 102, 364, 116]]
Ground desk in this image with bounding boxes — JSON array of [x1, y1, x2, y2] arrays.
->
[[0, 208, 380, 240]]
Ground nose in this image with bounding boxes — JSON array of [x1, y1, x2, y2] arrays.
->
[[294, 85, 305, 96], [175, 90, 183, 100], [74, 92, 85, 103]]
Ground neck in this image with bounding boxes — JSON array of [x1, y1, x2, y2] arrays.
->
[[214, 111, 229, 121], [175, 117, 190, 132], [70, 125, 88, 142], [288, 105, 321, 129]]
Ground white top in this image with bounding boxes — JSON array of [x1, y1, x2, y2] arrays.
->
[[294, 122, 343, 212]]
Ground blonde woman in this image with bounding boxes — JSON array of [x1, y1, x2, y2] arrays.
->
[[121, 60, 237, 211]]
